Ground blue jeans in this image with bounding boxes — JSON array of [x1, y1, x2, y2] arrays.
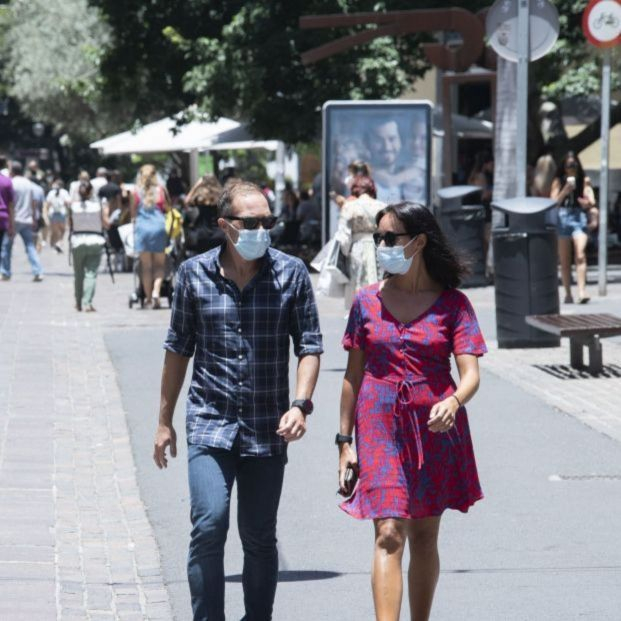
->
[[187, 443, 286, 621], [0, 221, 43, 277]]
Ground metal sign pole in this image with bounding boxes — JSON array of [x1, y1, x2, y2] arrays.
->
[[516, 0, 530, 198], [598, 48, 611, 296]]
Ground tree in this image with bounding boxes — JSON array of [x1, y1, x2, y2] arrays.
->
[[0, 0, 134, 142], [176, 0, 492, 144]]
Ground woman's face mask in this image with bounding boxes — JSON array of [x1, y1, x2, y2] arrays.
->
[[226, 222, 271, 261], [376, 235, 420, 275]]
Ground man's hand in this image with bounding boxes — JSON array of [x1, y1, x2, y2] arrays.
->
[[153, 423, 177, 469], [276, 408, 306, 442]]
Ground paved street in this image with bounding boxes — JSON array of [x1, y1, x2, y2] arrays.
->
[[2, 247, 621, 619]]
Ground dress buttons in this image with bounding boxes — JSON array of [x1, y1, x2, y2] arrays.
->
[[238, 354, 243, 360], [238, 328, 242, 333], [238, 381, 243, 386]]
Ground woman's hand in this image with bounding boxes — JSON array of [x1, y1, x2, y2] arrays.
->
[[428, 397, 460, 433], [338, 443, 358, 493]]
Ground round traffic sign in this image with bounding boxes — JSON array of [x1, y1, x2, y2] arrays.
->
[[582, 0, 621, 47], [486, 0, 560, 62]]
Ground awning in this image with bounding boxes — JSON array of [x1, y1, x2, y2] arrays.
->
[[90, 115, 241, 155]]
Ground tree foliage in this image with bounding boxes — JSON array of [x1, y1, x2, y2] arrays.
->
[[0, 0, 133, 141]]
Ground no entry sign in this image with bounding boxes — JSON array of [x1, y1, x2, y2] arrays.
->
[[582, 0, 621, 48]]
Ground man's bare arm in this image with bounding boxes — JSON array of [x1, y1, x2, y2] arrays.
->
[[277, 354, 320, 442], [154, 350, 190, 468]]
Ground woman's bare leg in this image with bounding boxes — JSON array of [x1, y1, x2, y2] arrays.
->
[[152, 251, 166, 302], [372, 518, 407, 621], [407, 516, 441, 621], [573, 232, 589, 300], [558, 237, 573, 301], [140, 252, 153, 303]]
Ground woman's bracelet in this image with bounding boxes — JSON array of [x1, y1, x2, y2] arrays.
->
[[450, 394, 462, 408]]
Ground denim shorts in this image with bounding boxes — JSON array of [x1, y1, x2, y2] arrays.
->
[[557, 207, 587, 238]]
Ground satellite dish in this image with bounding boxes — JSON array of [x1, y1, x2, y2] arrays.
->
[[486, 0, 560, 62]]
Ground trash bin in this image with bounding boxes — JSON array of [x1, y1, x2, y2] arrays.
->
[[436, 185, 488, 287], [492, 197, 560, 348]]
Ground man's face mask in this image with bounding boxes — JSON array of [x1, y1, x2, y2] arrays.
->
[[226, 221, 271, 261]]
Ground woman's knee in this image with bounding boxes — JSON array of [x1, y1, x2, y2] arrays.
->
[[409, 521, 440, 555], [375, 519, 406, 554]]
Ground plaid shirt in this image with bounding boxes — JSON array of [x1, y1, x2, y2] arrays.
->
[[164, 246, 323, 456]]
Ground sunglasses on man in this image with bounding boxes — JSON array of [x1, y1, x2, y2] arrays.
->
[[372, 231, 412, 247], [224, 215, 278, 230]]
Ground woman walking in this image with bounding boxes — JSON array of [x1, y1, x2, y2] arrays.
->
[[183, 174, 224, 255], [334, 175, 385, 309], [132, 164, 171, 309], [68, 181, 109, 312], [550, 152, 596, 304], [44, 178, 71, 253], [337, 202, 486, 621]]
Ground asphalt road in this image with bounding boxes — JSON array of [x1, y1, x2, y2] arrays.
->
[[105, 300, 621, 620]]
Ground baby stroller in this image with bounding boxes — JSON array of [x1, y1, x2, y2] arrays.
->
[[118, 212, 182, 309]]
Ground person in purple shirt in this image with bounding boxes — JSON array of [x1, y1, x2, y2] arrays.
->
[[0, 156, 15, 274]]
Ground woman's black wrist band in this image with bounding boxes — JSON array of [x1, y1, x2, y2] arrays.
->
[[335, 433, 353, 446], [451, 394, 462, 408]]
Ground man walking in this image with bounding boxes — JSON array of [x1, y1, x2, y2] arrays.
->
[[0, 161, 43, 281], [154, 181, 323, 621]]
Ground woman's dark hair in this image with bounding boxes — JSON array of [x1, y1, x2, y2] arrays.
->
[[78, 180, 93, 201], [350, 175, 377, 199], [555, 151, 585, 197], [375, 202, 469, 288]]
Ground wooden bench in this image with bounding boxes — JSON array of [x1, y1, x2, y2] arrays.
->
[[525, 313, 621, 374]]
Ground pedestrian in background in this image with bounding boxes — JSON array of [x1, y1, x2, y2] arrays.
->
[[0, 161, 43, 282], [337, 202, 486, 621], [183, 174, 224, 254], [132, 164, 170, 309], [154, 181, 322, 621], [30, 179, 46, 252], [550, 151, 595, 304], [68, 180, 109, 312], [69, 170, 91, 201], [333, 175, 385, 309], [44, 177, 71, 253], [0, 155, 15, 261]]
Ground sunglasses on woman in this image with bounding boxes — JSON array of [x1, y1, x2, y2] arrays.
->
[[373, 231, 412, 247], [224, 215, 278, 230]]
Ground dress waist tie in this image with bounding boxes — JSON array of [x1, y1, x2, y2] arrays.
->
[[396, 378, 425, 470]]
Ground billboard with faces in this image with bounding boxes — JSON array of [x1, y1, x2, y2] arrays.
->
[[322, 100, 432, 243]]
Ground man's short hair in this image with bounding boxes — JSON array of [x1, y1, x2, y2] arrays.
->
[[0, 155, 8, 169], [96, 166, 108, 177], [217, 180, 265, 217], [10, 161, 23, 176]]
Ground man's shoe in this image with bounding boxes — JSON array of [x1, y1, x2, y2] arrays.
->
[[1, 274, 10, 281], [33, 274, 44, 282]]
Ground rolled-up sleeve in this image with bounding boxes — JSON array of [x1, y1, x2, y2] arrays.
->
[[164, 262, 197, 357], [289, 262, 323, 357]]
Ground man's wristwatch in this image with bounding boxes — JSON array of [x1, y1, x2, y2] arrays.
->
[[335, 433, 354, 445], [291, 399, 314, 415]]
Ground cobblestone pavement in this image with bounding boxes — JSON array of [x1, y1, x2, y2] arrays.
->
[[0, 247, 172, 620]]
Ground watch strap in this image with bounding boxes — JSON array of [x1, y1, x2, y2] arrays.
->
[[335, 433, 353, 445]]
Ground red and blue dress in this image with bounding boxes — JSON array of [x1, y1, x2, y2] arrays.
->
[[341, 283, 487, 520]]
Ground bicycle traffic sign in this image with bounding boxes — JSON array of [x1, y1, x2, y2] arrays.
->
[[582, 0, 621, 48]]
